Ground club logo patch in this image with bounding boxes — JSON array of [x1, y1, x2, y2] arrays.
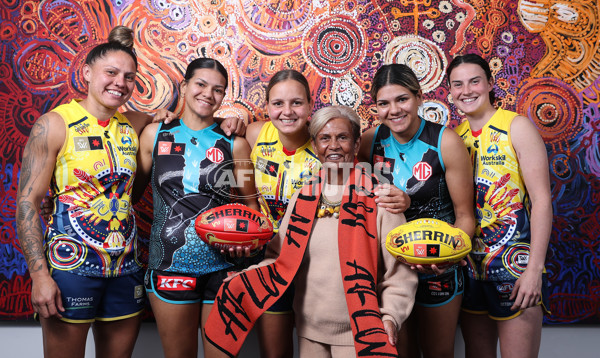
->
[[158, 141, 186, 155], [74, 136, 103, 151]]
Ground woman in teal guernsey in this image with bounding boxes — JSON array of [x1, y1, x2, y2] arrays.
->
[[447, 54, 552, 358], [359, 64, 476, 358], [16, 36, 146, 357], [135, 58, 259, 358]]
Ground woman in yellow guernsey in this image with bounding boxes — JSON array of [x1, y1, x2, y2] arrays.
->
[[16, 36, 144, 357], [447, 54, 552, 358], [244, 70, 318, 358]]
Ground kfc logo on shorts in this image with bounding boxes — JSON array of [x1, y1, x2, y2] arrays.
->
[[157, 276, 196, 291], [429, 281, 442, 291], [413, 162, 432, 181], [206, 147, 224, 163]]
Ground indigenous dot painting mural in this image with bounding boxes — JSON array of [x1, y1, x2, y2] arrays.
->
[[1, 0, 599, 324]]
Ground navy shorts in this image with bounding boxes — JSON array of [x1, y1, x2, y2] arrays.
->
[[415, 267, 464, 307], [264, 284, 294, 314], [145, 269, 228, 304], [51, 269, 145, 323], [461, 272, 550, 320]]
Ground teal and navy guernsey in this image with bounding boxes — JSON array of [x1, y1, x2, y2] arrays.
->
[[370, 118, 455, 224], [149, 119, 234, 276]]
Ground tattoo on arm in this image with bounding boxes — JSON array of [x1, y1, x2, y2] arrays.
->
[[16, 202, 46, 273], [16, 117, 51, 274]]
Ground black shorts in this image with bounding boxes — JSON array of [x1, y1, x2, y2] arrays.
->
[[144, 269, 228, 304], [415, 267, 464, 307]]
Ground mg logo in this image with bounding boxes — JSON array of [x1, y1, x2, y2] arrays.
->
[[413, 162, 432, 181], [207, 147, 224, 163]]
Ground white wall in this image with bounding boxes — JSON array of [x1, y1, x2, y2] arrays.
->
[[1, 322, 598, 357]]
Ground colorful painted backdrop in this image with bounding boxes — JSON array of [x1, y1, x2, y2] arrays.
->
[[1, 0, 599, 324]]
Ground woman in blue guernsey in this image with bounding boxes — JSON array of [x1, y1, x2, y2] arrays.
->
[[359, 63, 476, 358], [135, 58, 259, 358]]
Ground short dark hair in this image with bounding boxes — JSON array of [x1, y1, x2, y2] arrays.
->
[[447, 54, 496, 105], [183, 58, 229, 90], [371, 64, 421, 102]]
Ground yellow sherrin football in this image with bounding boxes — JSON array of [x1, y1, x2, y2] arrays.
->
[[386, 218, 471, 267]]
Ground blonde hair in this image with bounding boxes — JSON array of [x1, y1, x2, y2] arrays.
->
[[309, 105, 361, 141]]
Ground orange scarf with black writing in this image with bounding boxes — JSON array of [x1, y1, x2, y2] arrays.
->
[[204, 165, 397, 357]]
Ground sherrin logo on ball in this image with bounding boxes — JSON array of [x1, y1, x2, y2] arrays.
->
[[386, 218, 471, 267], [195, 203, 273, 251]]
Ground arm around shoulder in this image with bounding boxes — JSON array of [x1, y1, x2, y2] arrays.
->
[[124, 110, 153, 135], [358, 126, 376, 163], [232, 136, 259, 211], [132, 122, 159, 204], [245, 120, 266, 149]]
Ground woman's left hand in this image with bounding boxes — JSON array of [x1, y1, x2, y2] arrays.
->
[[509, 268, 543, 311], [382, 319, 397, 346], [221, 246, 251, 258], [410, 263, 448, 276], [374, 184, 410, 214], [220, 116, 247, 136]]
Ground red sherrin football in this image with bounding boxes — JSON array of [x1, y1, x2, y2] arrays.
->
[[194, 203, 273, 251]]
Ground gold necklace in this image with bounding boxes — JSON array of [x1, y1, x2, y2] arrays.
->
[[317, 194, 341, 218]]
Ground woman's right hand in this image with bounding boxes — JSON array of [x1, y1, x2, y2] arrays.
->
[[152, 109, 177, 124]]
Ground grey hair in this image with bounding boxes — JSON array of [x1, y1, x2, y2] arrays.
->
[[309, 105, 361, 141]]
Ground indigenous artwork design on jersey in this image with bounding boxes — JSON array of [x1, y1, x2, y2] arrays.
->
[[1, 0, 599, 324]]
